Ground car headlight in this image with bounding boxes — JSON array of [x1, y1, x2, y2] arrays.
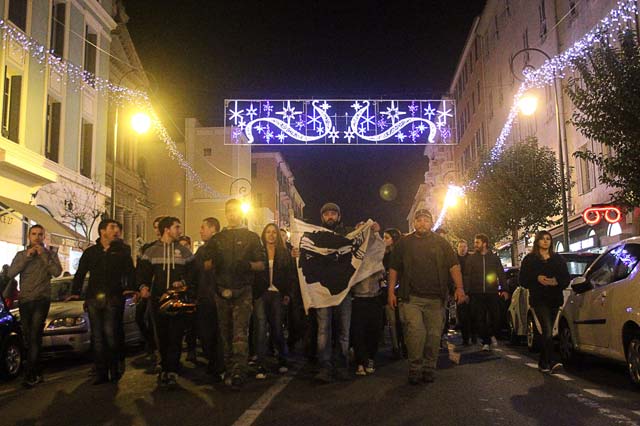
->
[[47, 316, 86, 329]]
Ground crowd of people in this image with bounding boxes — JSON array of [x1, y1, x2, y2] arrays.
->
[[1, 198, 571, 390]]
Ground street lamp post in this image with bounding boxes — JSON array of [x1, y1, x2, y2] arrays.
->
[[510, 48, 570, 251]]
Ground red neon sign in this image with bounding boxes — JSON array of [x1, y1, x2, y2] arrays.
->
[[582, 206, 622, 225]]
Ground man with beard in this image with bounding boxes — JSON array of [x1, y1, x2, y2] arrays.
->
[[72, 219, 135, 384], [388, 209, 466, 385], [294, 202, 378, 383]]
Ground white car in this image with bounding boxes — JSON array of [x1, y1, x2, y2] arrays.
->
[[507, 252, 598, 352], [558, 237, 640, 386]]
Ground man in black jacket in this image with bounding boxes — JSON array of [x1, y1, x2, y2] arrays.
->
[[72, 219, 135, 384], [463, 234, 508, 351], [202, 199, 265, 389], [194, 217, 224, 380], [137, 216, 196, 389]]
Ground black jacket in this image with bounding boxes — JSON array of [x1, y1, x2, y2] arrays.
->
[[202, 227, 265, 290], [194, 244, 216, 304], [136, 240, 196, 299], [254, 246, 298, 299], [519, 253, 570, 307], [463, 251, 507, 294], [73, 238, 135, 305]]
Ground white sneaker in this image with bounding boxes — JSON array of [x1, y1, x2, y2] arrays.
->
[[481, 344, 491, 351], [365, 359, 375, 374], [355, 365, 367, 376], [491, 336, 498, 347]]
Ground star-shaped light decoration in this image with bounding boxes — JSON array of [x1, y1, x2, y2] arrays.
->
[[328, 128, 340, 143], [276, 132, 286, 143], [396, 131, 406, 142], [423, 103, 437, 120], [228, 101, 244, 125], [246, 103, 258, 120], [344, 128, 355, 143], [276, 100, 302, 124], [319, 101, 331, 111], [380, 101, 406, 124], [262, 101, 273, 116], [350, 101, 362, 110]]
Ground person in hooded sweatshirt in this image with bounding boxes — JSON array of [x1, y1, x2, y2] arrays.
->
[[72, 219, 135, 384], [137, 216, 196, 389]]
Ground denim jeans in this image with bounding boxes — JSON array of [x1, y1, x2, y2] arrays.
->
[[532, 304, 559, 369], [400, 296, 444, 376], [470, 293, 501, 345], [19, 299, 50, 378], [86, 300, 123, 377], [263, 291, 286, 362], [317, 295, 352, 369]]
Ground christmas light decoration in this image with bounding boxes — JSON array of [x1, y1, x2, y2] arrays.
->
[[226, 99, 456, 145], [0, 19, 228, 200]]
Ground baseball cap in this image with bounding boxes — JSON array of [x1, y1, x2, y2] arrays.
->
[[414, 209, 433, 220], [320, 202, 341, 216]]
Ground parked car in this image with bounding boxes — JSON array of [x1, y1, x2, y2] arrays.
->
[[506, 252, 599, 351], [0, 296, 22, 379], [14, 275, 143, 357], [558, 238, 640, 387]]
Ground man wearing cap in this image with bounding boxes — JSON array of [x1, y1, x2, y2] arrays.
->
[[388, 209, 465, 385]]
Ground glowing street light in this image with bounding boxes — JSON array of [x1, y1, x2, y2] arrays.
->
[[517, 93, 538, 116], [432, 185, 464, 230], [241, 201, 251, 215], [131, 112, 151, 134]]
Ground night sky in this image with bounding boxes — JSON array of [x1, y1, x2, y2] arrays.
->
[[126, 0, 486, 230]]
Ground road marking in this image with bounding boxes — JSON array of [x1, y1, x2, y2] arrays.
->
[[505, 355, 521, 359], [632, 410, 640, 417], [0, 387, 17, 396], [493, 348, 503, 352], [583, 388, 613, 399], [525, 363, 538, 369], [552, 374, 573, 381], [232, 376, 292, 426]]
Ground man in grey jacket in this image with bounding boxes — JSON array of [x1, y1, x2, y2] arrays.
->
[[7, 224, 62, 387]]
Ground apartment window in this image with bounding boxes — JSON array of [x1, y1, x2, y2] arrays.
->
[[203, 147, 212, 156], [251, 162, 257, 178], [577, 145, 595, 194], [45, 97, 61, 162], [477, 81, 481, 105], [255, 193, 263, 208], [504, 0, 511, 16], [471, 92, 476, 114], [80, 120, 93, 178], [2, 67, 22, 143], [522, 29, 530, 65], [83, 27, 97, 85], [8, 0, 27, 31], [494, 15, 500, 40], [569, 1, 578, 19], [50, 3, 66, 57], [539, 1, 547, 39], [488, 91, 494, 119]]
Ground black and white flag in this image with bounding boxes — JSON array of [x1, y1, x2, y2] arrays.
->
[[291, 218, 385, 312]]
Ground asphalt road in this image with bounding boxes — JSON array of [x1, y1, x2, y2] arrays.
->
[[1, 334, 639, 426]]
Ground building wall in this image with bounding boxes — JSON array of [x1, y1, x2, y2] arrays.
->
[[424, 0, 634, 258], [0, 0, 116, 271]]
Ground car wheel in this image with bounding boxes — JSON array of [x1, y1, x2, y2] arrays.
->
[[558, 321, 580, 366], [508, 316, 519, 345], [1, 337, 22, 379], [527, 313, 541, 353], [627, 336, 640, 387]]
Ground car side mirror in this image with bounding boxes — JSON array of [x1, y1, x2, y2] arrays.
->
[[570, 276, 592, 294]]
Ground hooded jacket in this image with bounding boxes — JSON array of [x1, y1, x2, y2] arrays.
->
[[136, 240, 196, 299], [73, 238, 135, 305], [463, 251, 507, 294]]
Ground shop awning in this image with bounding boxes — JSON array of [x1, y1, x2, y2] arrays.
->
[[0, 195, 85, 241]]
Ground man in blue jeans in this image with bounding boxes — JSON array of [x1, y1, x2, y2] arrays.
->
[[72, 219, 135, 384], [7, 224, 62, 388]]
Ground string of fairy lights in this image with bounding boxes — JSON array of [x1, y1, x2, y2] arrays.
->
[[0, 18, 228, 200], [432, 0, 638, 231], [1, 0, 637, 217]]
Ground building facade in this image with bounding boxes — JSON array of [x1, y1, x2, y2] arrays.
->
[[419, 0, 637, 263], [251, 152, 305, 232], [0, 0, 117, 272]]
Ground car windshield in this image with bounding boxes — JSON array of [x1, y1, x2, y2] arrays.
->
[[50, 278, 85, 302]]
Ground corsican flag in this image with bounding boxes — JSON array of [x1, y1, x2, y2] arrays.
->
[[290, 218, 385, 312]]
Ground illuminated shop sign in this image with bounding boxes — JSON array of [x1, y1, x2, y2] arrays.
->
[[224, 99, 457, 145], [582, 206, 622, 225]]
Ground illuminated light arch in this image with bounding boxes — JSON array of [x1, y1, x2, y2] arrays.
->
[[224, 99, 456, 146]]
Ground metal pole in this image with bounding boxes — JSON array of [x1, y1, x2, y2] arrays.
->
[[510, 47, 570, 251], [110, 106, 119, 219]]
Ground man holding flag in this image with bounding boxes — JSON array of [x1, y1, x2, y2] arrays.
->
[[291, 202, 382, 383]]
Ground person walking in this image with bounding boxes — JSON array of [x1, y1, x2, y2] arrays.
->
[[464, 234, 508, 351], [194, 217, 224, 380], [202, 199, 265, 390], [388, 209, 465, 385], [455, 239, 475, 346], [519, 231, 570, 373], [254, 223, 296, 375], [382, 228, 404, 358], [137, 216, 196, 389], [351, 265, 384, 376], [6, 225, 62, 387], [72, 219, 135, 384]]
